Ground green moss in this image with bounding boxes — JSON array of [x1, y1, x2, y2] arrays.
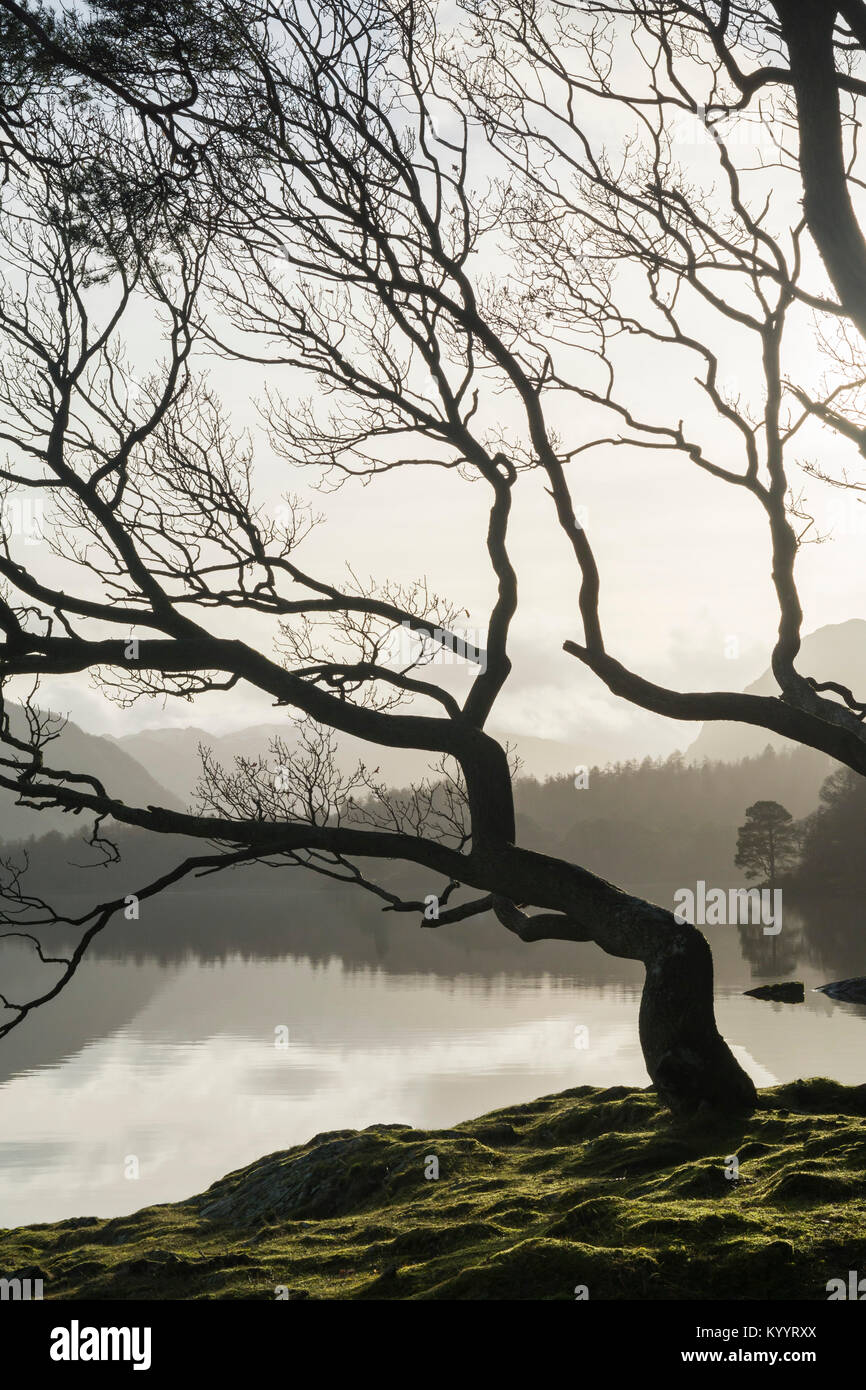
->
[[2, 1078, 865, 1300]]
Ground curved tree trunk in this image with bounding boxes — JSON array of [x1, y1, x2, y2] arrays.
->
[[491, 868, 757, 1116], [640, 923, 757, 1114]]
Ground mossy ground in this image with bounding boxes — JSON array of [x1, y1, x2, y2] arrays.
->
[[3, 1078, 866, 1300]]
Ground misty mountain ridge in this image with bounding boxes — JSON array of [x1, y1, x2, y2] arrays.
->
[[687, 618, 866, 763], [105, 722, 595, 804], [0, 704, 183, 841], [105, 620, 866, 799], [1, 618, 856, 850]]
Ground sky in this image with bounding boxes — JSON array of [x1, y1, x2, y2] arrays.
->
[[4, 14, 866, 767]]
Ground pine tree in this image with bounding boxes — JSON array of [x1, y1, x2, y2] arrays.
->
[[735, 801, 801, 889]]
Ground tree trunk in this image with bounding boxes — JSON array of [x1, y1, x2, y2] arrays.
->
[[774, 0, 866, 342], [491, 863, 757, 1116], [640, 923, 757, 1115]]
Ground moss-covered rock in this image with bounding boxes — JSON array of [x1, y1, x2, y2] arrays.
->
[[2, 1078, 865, 1300]]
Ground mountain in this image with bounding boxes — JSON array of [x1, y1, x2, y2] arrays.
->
[[686, 619, 866, 764], [104, 724, 221, 810], [107, 723, 590, 804], [0, 706, 181, 840]]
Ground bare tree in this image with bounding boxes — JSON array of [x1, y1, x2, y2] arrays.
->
[[11, 0, 866, 1116], [452, 0, 866, 759]]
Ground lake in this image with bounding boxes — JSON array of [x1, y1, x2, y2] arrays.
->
[[0, 878, 863, 1227]]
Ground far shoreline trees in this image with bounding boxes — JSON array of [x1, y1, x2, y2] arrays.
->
[[795, 767, 866, 891]]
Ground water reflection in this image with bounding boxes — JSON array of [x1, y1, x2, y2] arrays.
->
[[0, 878, 863, 1226]]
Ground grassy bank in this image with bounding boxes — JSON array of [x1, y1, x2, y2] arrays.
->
[[3, 1079, 866, 1300]]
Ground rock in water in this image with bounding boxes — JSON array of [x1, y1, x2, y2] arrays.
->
[[814, 978, 866, 1004], [744, 982, 805, 1003]]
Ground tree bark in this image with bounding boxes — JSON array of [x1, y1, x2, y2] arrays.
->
[[491, 871, 757, 1115], [774, 0, 866, 340], [640, 921, 757, 1115]]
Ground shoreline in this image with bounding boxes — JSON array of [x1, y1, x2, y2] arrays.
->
[[3, 1078, 865, 1300]]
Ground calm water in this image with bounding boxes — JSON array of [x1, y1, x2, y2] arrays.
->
[[0, 879, 863, 1226]]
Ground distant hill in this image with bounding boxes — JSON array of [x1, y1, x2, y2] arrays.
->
[[107, 722, 589, 804], [686, 619, 866, 763], [105, 724, 224, 809], [105, 620, 866, 799], [10, 619, 860, 867], [4, 735, 844, 936], [100, 697, 841, 889], [0, 706, 181, 840]]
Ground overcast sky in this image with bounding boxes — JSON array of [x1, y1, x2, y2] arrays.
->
[[6, 32, 866, 766]]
